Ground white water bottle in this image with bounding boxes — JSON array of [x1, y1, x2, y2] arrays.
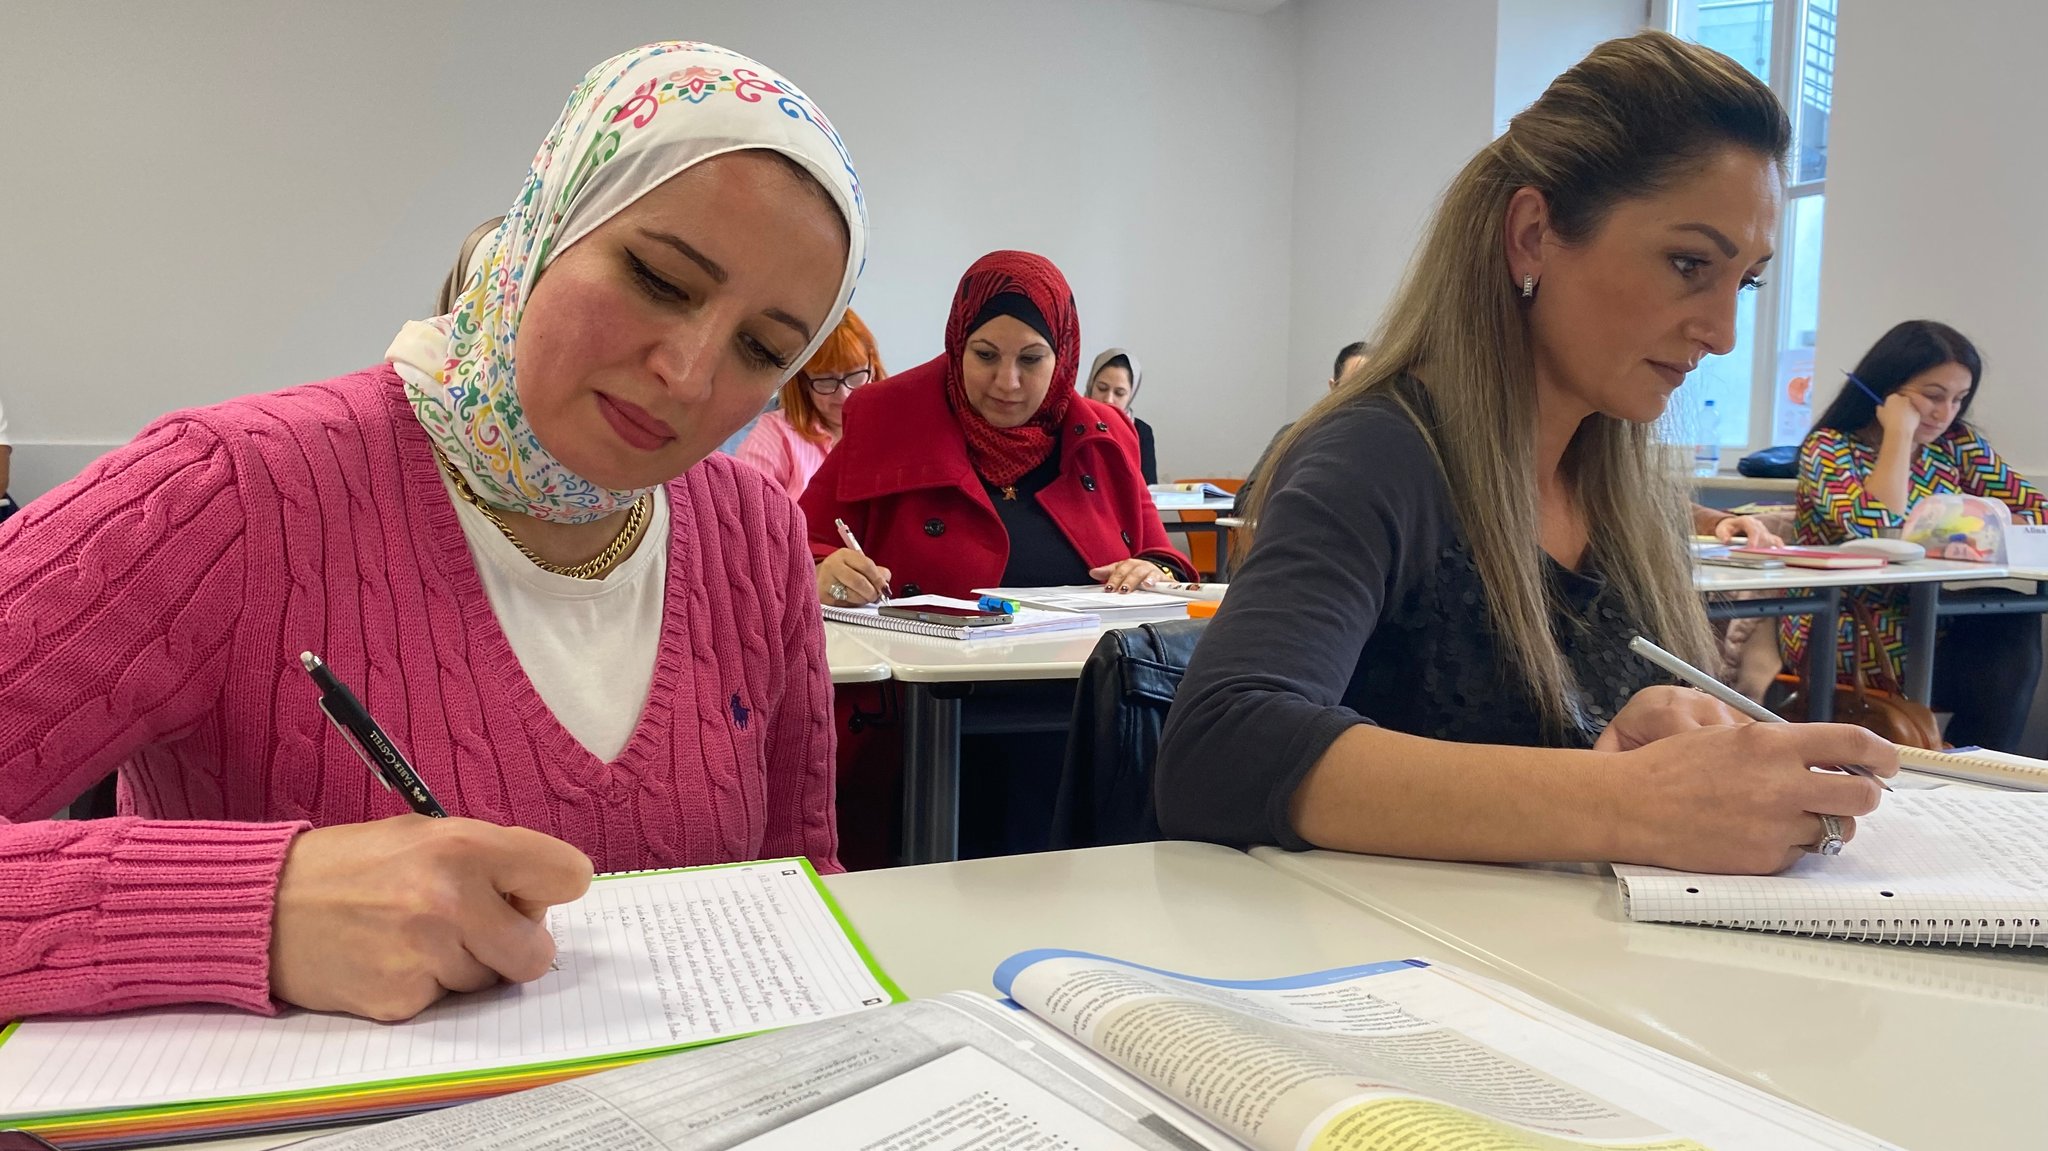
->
[[1693, 400, 1722, 477]]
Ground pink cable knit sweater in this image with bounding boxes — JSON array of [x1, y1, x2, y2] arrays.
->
[[0, 366, 838, 1020]]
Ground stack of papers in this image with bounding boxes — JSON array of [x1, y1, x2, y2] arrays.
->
[[822, 595, 1100, 640], [975, 585, 1192, 619]]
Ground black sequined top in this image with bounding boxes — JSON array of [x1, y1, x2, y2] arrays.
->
[[1155, 382, 1662, 849]]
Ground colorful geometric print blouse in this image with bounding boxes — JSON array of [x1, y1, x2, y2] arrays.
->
[[1783, 423, 2048, 682]]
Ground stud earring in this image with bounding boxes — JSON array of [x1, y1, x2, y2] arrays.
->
[[1521, 274, 1535, 299]]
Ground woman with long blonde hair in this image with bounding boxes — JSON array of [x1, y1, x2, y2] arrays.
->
[[1157, 31, 1894, 875]]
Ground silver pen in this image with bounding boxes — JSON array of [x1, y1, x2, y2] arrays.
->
[[1627, 635, 1892, 791]]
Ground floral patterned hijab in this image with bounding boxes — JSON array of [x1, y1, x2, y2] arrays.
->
[[388, 42, 866, 523]]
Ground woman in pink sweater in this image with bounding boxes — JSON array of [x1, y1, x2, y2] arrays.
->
[[733, 308, 886, 499], [0, 42, 866, 1024]]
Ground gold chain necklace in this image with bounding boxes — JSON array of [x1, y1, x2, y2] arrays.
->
[[435, 450, 650, 580]]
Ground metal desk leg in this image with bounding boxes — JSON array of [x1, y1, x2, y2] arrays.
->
[[900, 684, 961, 865], [1808, 587, 1839, 722], [1901, 581, 1940, 704]]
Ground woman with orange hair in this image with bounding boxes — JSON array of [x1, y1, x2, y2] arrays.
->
[[735, 308, 885, 498]]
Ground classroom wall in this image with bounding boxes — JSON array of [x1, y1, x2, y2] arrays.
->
[[1492, 0, 1647, 134], [0, 0, 1298, 497], [1283, 0, 1499, 417], [1812, 0, 2048, 475]]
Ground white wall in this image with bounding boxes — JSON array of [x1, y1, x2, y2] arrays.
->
[[1284, 0, 1499, 415], [1813, 0, 2048, 473], [1493, 0, 1647, 133], [0, 0, 1298, 497]]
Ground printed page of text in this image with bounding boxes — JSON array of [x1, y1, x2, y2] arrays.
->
[[997, 951, 1898, 1151], [295, 995, 1216, 1151]]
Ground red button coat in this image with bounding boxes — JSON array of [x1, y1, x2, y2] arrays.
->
[[799, 358, 1191, 599]]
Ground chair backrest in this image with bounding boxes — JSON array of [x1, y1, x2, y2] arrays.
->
[[1167, 475, 1242, 576], [1051, 618, 1208, 848]]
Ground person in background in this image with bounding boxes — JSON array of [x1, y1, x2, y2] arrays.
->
[[1084, 348, 1155, 483], [1233, 341, 1370, 523], [734, 309, 885, 499], [1693, 502, 1780, 546], [0, 395, 14, 524], [1158, 31, 1893, 875], [802, 251, 1192, 862], [0, 42, 865, 1022], [435, 215, 507, 315], [1787, 319, 2047, 750], [804, 250, 1191, 604]]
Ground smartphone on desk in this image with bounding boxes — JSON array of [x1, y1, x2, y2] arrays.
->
[[877, 603, 1014, 627]]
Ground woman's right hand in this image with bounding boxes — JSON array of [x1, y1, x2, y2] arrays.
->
[[269, 816, 594, 1021], [1875, 391, 1923, 442], [816, 547, 892, 606], [1614, 723, 1896, 875]]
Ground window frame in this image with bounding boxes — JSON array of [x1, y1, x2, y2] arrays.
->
[[1654, 0, 1831, 451]]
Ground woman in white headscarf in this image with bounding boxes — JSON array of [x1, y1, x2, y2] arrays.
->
[[0, 42, 865, 1023], [1084, 347, 1156, 483]]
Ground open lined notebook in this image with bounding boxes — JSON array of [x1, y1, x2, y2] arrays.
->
[[1896, 745, 2048, 791], [1616, 791, 2048, 946], [0, 860, 901, 1148]]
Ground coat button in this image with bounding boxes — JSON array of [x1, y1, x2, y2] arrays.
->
[[902, 583, 921, 596], [1095, 421, 1109, 432], [1121, 530, 1133, 546], [1081, 475, 1097, 491], [1072, 425, 1086, 435], [924, 518, 946, 537]]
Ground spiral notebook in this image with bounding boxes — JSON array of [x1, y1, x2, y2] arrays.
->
[[1896, 745, 2048, 791], [1615, 790, 2048, 946], [821, 594, 1098, 640]]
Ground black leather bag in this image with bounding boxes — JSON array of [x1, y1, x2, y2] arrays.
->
[[1736, 444, 1799, 478], [1050, 619, 1208, 848]]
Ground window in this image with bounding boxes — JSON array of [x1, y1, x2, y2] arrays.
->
[[1659, 0, 1837, 452]]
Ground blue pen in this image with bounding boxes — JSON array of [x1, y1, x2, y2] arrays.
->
[[1846, 371, 1885, 406], [976, 595, 1019, 614]]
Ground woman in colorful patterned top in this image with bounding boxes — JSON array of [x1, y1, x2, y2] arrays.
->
[[1787, 319, 2047, 749]]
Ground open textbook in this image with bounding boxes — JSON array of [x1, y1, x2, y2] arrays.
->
[[0, 860, 900, 1147], [293, 950, 1893, 1151]]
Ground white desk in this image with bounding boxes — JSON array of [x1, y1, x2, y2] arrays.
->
[[1691, 556, 2006, 595], [826, 617, 1185, 864], [179, 842, 1452, 1151], [1692, 557, 2032, 712], [824, 625, 891, 684], [1694, 474, 1796, 494], [1154, 496, 1238, 578], [1148, 494, 1237, 513], [1254, 846, 2047, 1151]]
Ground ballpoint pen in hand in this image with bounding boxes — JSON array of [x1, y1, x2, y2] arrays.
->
[[833, 517, 893, 601], [1627, 635, 1892, 791], [301, 652, 448, 816]]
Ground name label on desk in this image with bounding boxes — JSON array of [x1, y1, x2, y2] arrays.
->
[[2006, 525, 2048, 569]]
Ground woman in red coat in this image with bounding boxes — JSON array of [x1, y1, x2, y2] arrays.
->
[[802, 250, 1190, 603]]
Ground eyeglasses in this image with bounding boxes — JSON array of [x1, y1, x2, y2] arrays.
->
[[805, 368, 871, 395]]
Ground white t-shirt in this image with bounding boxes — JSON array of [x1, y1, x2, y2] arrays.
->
[[439, 468, 668, 761]]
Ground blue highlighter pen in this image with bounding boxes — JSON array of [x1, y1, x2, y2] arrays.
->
[[976, 595, 1019, 614]]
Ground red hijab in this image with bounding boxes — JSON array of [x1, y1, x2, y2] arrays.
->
[[942, 251, 1080, 487]]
